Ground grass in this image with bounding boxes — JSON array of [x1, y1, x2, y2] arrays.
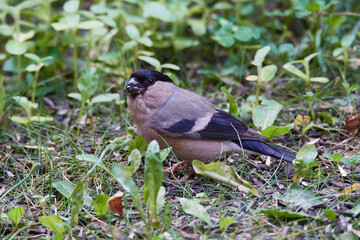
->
[[1, 84, 359, 238]]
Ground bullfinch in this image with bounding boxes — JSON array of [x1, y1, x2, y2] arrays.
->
[[125, 69, 296, 163]]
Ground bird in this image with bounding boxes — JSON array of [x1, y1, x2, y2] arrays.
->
[[125, 69, 296, 163]]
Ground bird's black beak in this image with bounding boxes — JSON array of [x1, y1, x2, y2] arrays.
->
[[125, 78, 144, 95]]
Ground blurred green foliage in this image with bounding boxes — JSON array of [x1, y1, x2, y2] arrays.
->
[[0, 0, 358, 128]]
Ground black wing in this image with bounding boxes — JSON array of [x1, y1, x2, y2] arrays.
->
[[196, 109, 250, 140], [158, 108, 269, 142]]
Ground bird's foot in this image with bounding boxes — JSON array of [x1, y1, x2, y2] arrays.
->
[[164, 161, 188, 174]]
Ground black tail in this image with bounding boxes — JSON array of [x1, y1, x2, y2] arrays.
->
[[234, 140, 296, 163]]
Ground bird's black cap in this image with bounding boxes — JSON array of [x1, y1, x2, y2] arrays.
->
[[130, 69, 173, 83]]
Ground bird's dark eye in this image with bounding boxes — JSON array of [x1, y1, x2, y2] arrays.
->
[[148, 78, 155, 85]]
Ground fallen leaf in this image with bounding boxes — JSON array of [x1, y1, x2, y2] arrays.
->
[[306, 138, 320, 145], [192, 160, 259, 196], [343, 183, 360, 195], [272, 183, 324, 209], [338, 165, 348, 177], [107, 191, 124, 218], [260, 209, 316, 221], [345, 114, 360, 133], [340, 105, 353, 113], [294, 115, 311, 126], [265, 156, 271, 166]]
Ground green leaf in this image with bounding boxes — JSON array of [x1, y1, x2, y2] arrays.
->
[[97, 15, 116, 27], [0, 54, 6, 61], [91, 93, 120, 103], [64, 14, 80, 28], [304, 52, 320, 63], [70, 180, 88, 226], [341, 34, 355, 47], [138, 56, 160, 67], [221, 87, 238, 116], [283, 63, 307, 79], [295, 144, 318, 167], [233, 26, 253, 42], [5, 39, 27, 55], [98, 51, 120, 65], [39, 216, 65, 234], [253, 99, 283, 131], [125, 15, 146, 23], [305, 2, 320, 12], [279, 43, 294, 54], [143, 2, 175, 22], [64, 0, 79, 13], [272, 183, 323, 209], [78, 67, 99, 101], [180, 198, 212, 225], [251, 46, 270, 66], [93, 194, 109, 215], [160, 147, 171, 161], [10, 116, 29, 124], [156, 186, 166, 215], [126, 25, 140, 40], [144, 140, 163, 217], [340, 158, 354, 166], [30, 116, 54, 122], [78, 20, 104, 29], [324, 15, 345, 29], [212, 34, 235, 48], [52, 180, 74, 196], [51, 22, 70, 31], [350, 199, 360, 217], [309, 77, 329, 83], [128, 134, 148, 155], [24, 53, 40, 62], [160, 63, 180, 70], [260, 64, 277, 82], [0, 76, 4, 119], [75, 154, 96, 163], [219, 217, 235, 231], [340, 155, 360, 166], [121, 41, 138, 53], [8, 207, 25, 225], [324, 209, 337, 221], [26, 63, 42, 72], [13, 96, 38, 110], [0, 24, 13, 36], [76, 153, 109, 179], [317, 112, 334, 125], [187, 19, 206, 36], [137, 37, 152, 47], [127, 149, 142, 173], [192, 160, 259, 196], [260, 209, 314, 221], [173, 37, 200, 50], [245, 75, 258, 81], [68, 92, 82, 101], [332, 153, 343, 162], [14, 31, 35, 42], [302, 121, 313, 135], [261, 124, 294, 139], [90, 4, 107, 13], [112, 163, 145, 221], [213, 2, 232, 10]]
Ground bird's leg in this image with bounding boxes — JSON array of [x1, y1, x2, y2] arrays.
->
[[164, 161, 188, 174]]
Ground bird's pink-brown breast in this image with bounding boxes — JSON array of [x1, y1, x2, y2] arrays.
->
[[126, 81, 175, 143]]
